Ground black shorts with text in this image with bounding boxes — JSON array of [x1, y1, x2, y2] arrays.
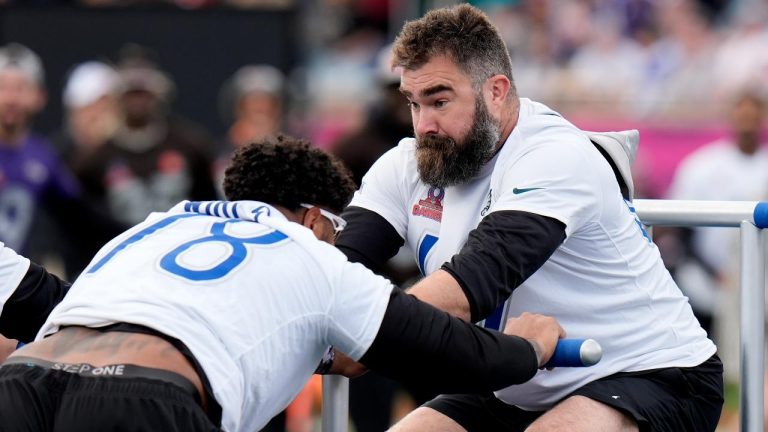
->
[[0, 361, 219, 432]]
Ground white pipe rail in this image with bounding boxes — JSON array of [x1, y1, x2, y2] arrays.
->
[[321, 199, 768, 432], [321, 375, 349, 432]]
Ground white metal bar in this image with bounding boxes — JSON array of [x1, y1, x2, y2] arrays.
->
[[322, 375, 349, 432], [633, 199, 768, 228], [634, 200, 766, 432], [739, 222, 765, 432], [321, 199, 768, 431]]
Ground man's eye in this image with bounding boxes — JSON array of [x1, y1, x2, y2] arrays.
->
[[434, 100, 447, 108], [408, 101, 419, 110]]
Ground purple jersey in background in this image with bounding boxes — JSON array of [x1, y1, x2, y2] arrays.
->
[[0, 133, 80, 253]]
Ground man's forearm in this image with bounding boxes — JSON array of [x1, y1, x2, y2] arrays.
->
[[360, 289, 538, 394], [406, 269, 471, 321], [328, 349, 368, 378]]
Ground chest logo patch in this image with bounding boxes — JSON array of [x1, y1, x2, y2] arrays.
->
[[412, 186, 444, 222]]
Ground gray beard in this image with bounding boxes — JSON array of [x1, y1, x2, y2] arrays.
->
[[415, 96, 500, 187]]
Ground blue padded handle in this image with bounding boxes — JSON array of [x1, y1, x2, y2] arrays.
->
[[543, 339, 602, 368]]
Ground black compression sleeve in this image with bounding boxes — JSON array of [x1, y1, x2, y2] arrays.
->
[[360, 289, 538, 394], [335, 206, 404, 275], [442, 210, 566, 322], [0, 262, 71, 342]]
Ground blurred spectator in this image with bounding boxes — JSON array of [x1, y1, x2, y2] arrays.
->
[[0, 42, 52, 254], [72, 45, 217, 226], [666, 88, 768, 354], [213, 64, 285, 196], [45, 60, 123, 277], [52, 60, 120, 169], [712, 1, 768, 100], [0, 43, 122, 278]]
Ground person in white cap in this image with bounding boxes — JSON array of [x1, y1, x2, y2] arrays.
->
[[54, 61, 120, 167], [72, 45, 217, 227]]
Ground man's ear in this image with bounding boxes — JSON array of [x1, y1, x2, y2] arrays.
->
[[301, 206, 323, 230], [485, 74, 511, 112]]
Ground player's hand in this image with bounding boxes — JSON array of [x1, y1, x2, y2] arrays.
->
[[503, 312, 565, 368]]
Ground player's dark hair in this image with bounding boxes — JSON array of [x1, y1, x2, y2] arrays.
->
[[392, 4, 515, 93], [223, 134, 356, 213]]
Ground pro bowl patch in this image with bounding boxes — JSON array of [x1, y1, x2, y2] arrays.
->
[[412, 186, 444, 222]]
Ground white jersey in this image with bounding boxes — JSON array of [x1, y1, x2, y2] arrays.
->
[[0, 242, 31, 317], [667, 139, 768, 272], [350, 98, 715, 410], [38, 201, 393, 431]]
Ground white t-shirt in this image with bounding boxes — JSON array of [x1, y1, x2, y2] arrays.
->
[[667, 139, 768, 272], [38, 200, 394, 432], [350, 98, 715, 410], [0, 242, 31, 317]]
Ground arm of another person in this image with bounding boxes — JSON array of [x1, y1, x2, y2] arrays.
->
[[335, 206, 405, 276], [0, 249, 71, 343], [338, 206, 566, 322], [355, 289, 563, 394]]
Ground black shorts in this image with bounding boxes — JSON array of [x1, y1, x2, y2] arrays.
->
[[425, 354, 724, 432], [0, 357, 220, 432]]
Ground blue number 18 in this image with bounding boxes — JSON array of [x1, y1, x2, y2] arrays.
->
[[87, 214, 288, 281]]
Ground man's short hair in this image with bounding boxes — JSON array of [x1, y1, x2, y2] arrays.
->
[[223, 134, 356, 214], [391, 4, 514, 91]]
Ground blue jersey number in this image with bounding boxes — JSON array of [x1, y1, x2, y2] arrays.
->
[[87, 214, 288, 281]]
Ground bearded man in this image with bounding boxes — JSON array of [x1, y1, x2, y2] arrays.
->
[[334, 4, 723, 432]]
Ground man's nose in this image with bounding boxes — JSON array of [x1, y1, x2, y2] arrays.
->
[[414, 111, 439, 136]]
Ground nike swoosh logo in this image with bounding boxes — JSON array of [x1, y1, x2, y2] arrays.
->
[[513, 187, 544, 194]]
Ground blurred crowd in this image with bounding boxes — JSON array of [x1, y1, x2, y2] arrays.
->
[[295, 0, 768, 144], [0, 0, 765, 430]]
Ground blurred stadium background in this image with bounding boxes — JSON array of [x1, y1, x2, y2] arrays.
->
[[2, 0, 765, 197], [0, 0, 765, 431]]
